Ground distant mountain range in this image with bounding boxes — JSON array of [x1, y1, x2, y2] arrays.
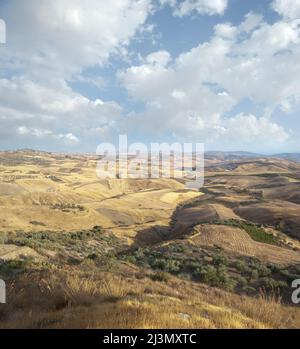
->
[[272, 153, 300, 162], [206, 151, 300, 162], [2, 149, 300, 163]]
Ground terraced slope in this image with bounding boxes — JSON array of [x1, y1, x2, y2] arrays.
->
[[189, 224, 300, 265]]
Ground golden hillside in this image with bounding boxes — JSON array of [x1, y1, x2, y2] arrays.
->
[[0, 151, 300, 329]]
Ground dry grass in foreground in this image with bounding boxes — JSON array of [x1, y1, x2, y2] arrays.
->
[[0, 265, 299, 329]]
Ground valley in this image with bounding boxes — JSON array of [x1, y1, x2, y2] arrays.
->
[[0, 150, 300, 328]]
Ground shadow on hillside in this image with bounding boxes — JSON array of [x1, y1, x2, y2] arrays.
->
[[133, 225, 171, 247]]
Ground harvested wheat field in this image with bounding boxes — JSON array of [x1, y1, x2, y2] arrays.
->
[[189, 224, 300, 265]]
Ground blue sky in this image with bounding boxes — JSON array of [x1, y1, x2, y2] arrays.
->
[[0, 0, 300, 153]]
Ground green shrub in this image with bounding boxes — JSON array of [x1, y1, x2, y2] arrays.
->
[[184, 260, 203, 273], [169, 244, 186, 253], [236, 276, 248, 288], [165, 259, 182, 273], [123, 255, 137, 264], [279, 269, 299, 281], [249, 269, 259, 281], [276, 280, 289, 289], [198, 265, 220, 286], [233, 260, 249, 274], [3, 227, 117, 258], [213, 254, 228, 267], [0, 257, 35, 275], [259, 277, 286, 290], [267, 263, 282, 273], [150, 258, 168, 270], [253, 263, 272, 277]]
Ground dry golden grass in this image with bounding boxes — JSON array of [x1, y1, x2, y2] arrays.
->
[[1, 267, 299, 329], [1, 151, 300, 329], [0, 151, 199, 240]]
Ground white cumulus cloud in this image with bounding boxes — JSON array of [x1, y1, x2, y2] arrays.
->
[[0, 0, 152, 149], [1, 0, 152, 79], [0, 77, 122, 149], [119, 11, 300, 150], [161, 0, 228, 17], [272, 0, 300, 19]]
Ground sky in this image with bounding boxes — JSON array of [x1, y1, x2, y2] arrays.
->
[[0, 0, 300, 153]]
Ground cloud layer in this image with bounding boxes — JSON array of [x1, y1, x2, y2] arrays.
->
[[0, 0, 151, 149], [0, 0, 300, 152], [272, 0, 300, 19], [120, 9, 300, 150], [161, 0, 228, 17]]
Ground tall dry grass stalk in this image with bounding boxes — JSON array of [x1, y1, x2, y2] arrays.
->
[[1, 270, 299, 329], [220, 288, 294, 329]]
